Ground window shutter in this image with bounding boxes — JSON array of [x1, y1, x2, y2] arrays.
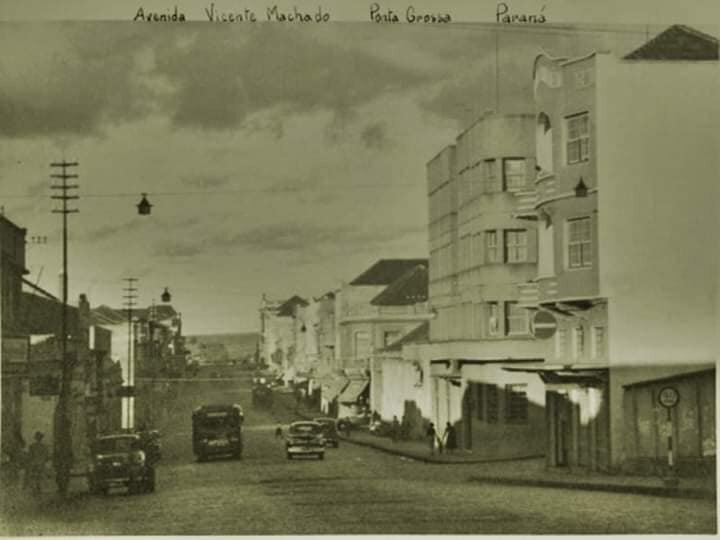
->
[[526, 226, 539, 263]]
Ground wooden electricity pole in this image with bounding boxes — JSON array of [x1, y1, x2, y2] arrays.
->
[[50, 160, 79, 496]]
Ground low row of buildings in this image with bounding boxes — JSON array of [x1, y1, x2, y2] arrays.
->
[[1, 212, 187, 469], [259, 25, 718, 477]]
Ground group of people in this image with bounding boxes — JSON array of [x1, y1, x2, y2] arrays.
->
[[2, 431, 50, 495], [426, 421, 457, 455]]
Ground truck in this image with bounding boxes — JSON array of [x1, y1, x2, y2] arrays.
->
[[192, 404, 244, 462]]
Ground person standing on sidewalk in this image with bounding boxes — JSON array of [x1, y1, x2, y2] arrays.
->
[[443, 422, 457, 454], [391, 416, 400, 443], [26, 432, 49, 495], [426, 422, 437, 455]]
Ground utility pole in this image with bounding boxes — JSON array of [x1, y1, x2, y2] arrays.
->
[[50, 160, 79, 496], [122, 278, 138, 431]]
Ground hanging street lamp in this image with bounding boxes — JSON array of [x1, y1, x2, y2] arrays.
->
[[137, 193, 153, 215], [161, 287, 172, 303]]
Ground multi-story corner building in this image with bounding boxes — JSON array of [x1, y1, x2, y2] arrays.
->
[[511, 25, 718, 474], [336, 259, 430, 370], [333, 260, 431, 418], [425, 112, 549, 460]]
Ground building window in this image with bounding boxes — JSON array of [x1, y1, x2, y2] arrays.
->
[[567, 217, 592, 268], [505, 301, 529, 335], [354, 331, 371, 358], [485, 230, 499, 263], [487, 302, 500, 336], [572, 326, 585, 359], [484, 159, 499, 192], [566, 112, 590, 164], [486, 384, 499, 423], [505, 230, 528, 263], [503, 158, 527, 191], [555, 328, 567, 359], [591, 326, 605, 359], [505, 384, 529, 423], [475, 383, 485, 420]]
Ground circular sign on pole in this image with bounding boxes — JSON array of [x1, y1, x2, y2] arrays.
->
[[531, 310, 557, 339], [658, 386, 680, 408]]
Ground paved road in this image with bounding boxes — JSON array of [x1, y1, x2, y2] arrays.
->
[[1, 370, 716, 535]]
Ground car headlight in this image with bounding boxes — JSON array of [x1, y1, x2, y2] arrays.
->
[[130, 451, 146, 465]]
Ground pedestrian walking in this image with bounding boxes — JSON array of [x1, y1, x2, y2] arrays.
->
[[391, 415, 400, 443], [443, 422, 457, 454], [426, 422, 437, 455], [343, 417, 352, 438], [275, 425, 283, 439], [26, 432, 49, 495]]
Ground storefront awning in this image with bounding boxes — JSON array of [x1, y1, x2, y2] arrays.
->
[[338, 379, 369, 403], [321, 377, 349, 402], [503, 363, 608, 386]]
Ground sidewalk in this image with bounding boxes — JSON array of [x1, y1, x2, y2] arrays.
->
[[341, 429, 715, 500], [276, 393, 715, 500]]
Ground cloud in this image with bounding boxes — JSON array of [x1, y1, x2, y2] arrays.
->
[[83, 220, 143, 242], [181, 174, 231, 189], [360, 122, 390, 150], [218, 222, 425, 254], [0, 24, 159, 138], [154, 241, 203, 258], [152, 26, 431, 132], [149, 221, 425, 260]]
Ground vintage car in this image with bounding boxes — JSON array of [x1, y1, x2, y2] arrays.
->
[[313, 417, 340, 448], [88, 433, 157, 495], [192, 404, 244, 462], [285, 421, 325, 460]]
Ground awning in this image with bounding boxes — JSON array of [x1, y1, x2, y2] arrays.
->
[[338, 379, 369, 403], [321, 377, 349, 402], [503, 363, 608, 386]]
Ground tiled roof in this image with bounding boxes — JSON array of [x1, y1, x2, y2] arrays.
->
[[370, 264, 428, 306], [276, 295, 309, 317], [383, 321, 430, 352], [624, 25, 719, 60], [350, 258, 428, 286]]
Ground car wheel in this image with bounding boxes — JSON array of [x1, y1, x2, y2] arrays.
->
[[196, 453, 206, 463], [318, 453, 325, 460]]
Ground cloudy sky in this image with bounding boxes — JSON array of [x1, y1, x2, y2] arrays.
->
[[0, 22, 662, 334]]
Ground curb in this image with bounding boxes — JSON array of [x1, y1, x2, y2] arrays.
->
[[338, 434, 544, 465], [276, 398, 716, 501], [468, 475, 716, 500]]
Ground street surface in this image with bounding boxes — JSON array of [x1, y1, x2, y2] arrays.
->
[[1, 367, 716, 535]]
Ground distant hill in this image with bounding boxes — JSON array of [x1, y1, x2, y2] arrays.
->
[[185, 332, 260, 364]]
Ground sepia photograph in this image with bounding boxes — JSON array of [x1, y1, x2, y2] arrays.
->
[[0, 2, 718, 535]]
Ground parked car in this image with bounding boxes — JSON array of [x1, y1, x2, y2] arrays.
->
[[285, 421, 325, 460], [192, 404, 244, 462], [88, 433, 157, 495], [313, 417, 340, 448]]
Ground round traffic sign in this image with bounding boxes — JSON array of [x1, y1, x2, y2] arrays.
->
[[658, 386, 680, 408], [531, 310, 557, 339]]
